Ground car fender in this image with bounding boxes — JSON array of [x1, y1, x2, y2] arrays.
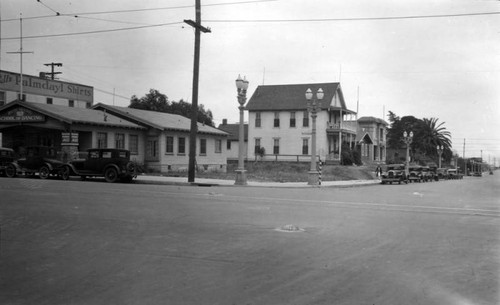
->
[[64, 163, 78, 175]]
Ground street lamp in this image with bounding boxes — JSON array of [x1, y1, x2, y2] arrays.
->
[[436, 145, 443, 168], [305, 87, 324, 185], [403, 131, 413, 178], [234, 74, 249, 185]]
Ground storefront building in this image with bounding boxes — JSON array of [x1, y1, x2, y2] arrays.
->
[[0, 70, 228, 173]]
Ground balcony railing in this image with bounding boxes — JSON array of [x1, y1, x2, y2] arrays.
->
[[326, 121, 357, 133]]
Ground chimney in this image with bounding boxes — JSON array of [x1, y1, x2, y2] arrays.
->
[[222, 119, 228, 125]]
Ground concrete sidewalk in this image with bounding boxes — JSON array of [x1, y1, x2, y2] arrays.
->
[[134, 174, 380, 188]]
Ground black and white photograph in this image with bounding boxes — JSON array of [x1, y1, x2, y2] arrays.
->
[[0, 1, 499, 304]]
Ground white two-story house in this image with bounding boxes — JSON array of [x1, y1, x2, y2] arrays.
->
[[245, 82, 357, 164]]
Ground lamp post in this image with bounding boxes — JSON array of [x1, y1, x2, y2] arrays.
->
[[436, 145, 443, 168], [234, 74, 249, 185], [403, 131, 413, 178], [305, 88, 324, 185]]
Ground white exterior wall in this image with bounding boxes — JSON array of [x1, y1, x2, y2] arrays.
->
[[145, 130, 227, 173], [226, 140, 248, 161], [248, 110, 330, 161], [86, 127, 146, 163]]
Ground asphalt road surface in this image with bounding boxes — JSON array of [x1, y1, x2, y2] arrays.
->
[[0, 174, 499, 305]]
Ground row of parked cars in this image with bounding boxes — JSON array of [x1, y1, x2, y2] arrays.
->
[[380, 163, 463, 185], [0, 146, 138, 183]]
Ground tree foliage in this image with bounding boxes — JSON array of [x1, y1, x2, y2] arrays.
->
[[129, 89, 214, 126], [387, 111, 453, 162]]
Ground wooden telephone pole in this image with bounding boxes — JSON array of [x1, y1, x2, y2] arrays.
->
[[184, 0, 211, 183], [43, 62, 63, 80]]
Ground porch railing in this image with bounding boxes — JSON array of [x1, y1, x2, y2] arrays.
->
[[326, 121, 357, 133]]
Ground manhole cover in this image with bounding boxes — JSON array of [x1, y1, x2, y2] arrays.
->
[[275, 224, 305, 232]]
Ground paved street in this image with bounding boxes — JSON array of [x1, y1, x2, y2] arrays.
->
[[0, 174, 499, 305]]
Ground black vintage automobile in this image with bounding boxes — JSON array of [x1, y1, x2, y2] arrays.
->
[[408, 165, 424, 183], [381, 164, 407, 184], [64, 148, 137, 183], [0, 147, 15, 177], [5, 146, 69, 179]]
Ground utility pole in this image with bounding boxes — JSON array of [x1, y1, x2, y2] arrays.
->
[[7, 16, 33, 101], [184, 0, 211, 183], [463, 138, 467, 176], [43, 62, 62, 80]]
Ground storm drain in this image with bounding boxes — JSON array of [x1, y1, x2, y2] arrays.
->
[[275, 224, 305, 233]]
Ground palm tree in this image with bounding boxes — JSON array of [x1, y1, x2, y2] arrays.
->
[[417, 118, 452, 157]]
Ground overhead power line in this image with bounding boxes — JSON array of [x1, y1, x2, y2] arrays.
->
[[205, 11, 500, 23], [1, 0, 277, 22], [0, 21, 184, 40]]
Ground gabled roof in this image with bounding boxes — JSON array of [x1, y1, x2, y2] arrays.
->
[[0, 100, 143, 129], [217, 122, 248, 141], [356, 132, 374, 144], [93, 104, 228, 136], [246, 82, 355, 113]]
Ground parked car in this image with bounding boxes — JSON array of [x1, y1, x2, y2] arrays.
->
[[436, 168, 449, 181], [0, 147, 15, 177], [420, 166, 435, 182], [447, 169, 463, 180], [408, 165, 423, 183], [64, 148, 137, 183], [5, 146, 68, 179], [381, 164, 407, 184]]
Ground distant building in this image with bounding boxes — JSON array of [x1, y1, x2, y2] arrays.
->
[[245, 82, 357, 164], [354, 116, 388, 164], [217, 119, 248, 161]]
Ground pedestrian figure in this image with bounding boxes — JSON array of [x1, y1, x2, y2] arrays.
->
[[375, 165, 382, 179]]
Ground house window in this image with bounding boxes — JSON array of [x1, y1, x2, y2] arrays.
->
[[290, 112, 296, 128], [274, 112, 280, 128], [273, 138, 280, 155], [97, 132, 107, 148], [215, 139, 222, 153], [166, 136, 174, 154], [0, 91, 5, 106], [68, 100, 74, 107], [86, 102, 92, 108], [200, 139, 207, 155], [129, 135, 138, 154], [115, 133, 125, 149], [255, 112, 261, 127], [227, 140, 231, 150], [303, 111, 309, 127], [178, 137, 186, 154], [302, 139, 309, 155], [254, 138, 261, 154], [46, 98, 53, 105], [147, 138, 158, 159]]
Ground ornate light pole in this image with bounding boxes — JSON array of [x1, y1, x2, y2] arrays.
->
[[436, 145, 443, 168], [403, 131, 413, 178], [305, 88, 324, 185], [234, 74, 249, 185]]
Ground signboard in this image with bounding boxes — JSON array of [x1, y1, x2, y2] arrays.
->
[[0, 70, 93, 103], [0, 107, 45, 122], [62, 132, 79, 145]]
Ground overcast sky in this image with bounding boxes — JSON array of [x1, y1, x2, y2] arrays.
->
[[1, 0, 499, 163]]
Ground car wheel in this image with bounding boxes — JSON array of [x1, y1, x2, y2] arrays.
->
[[5, 164, 17, 178], [60, 166, 70, 180], [104, 167, 118, 183], [39, 166, 50, 179]]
